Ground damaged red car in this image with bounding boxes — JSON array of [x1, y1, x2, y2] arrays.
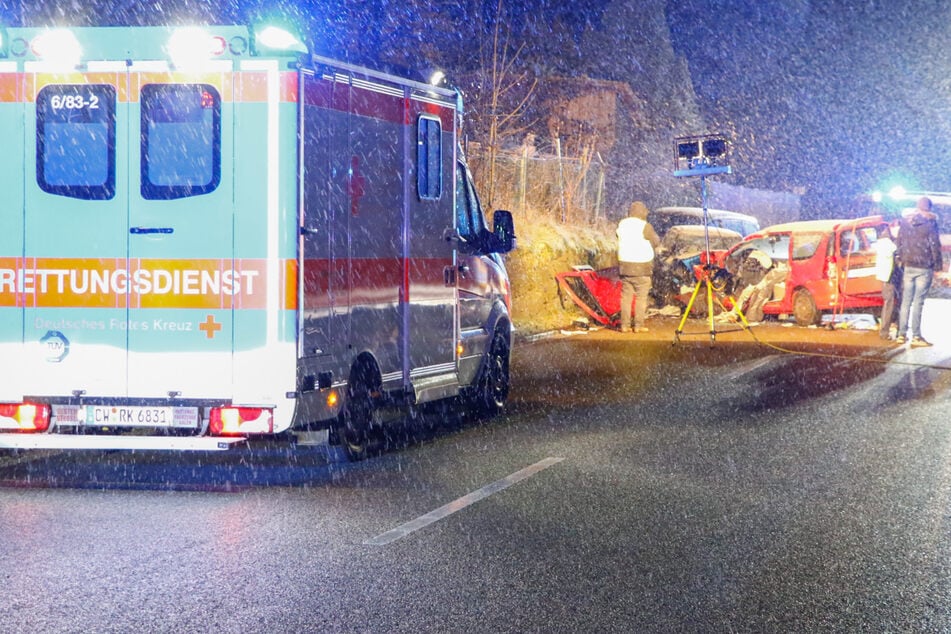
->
[[693, 216, 889, 326]]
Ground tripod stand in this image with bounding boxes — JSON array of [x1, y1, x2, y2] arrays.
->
[[669, 167, 750, 345], [672, 262, 751, 345], [669, 133, 742, 345]]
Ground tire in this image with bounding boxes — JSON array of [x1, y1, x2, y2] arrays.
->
[[792, 289, 820, 326], [472, 331, 511, 418], [332, 361, 381, 461]]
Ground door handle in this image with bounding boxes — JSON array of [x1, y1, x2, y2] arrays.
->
[[130, 227, 174, 235]]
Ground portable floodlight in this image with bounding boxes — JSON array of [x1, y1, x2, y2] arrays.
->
[[672, 133, 736, 345], [673, 133, 731, 177]]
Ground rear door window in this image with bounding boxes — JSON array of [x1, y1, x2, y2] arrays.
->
[[140, 84, 220, 199], [839, 226, 877, 257], [36, 84, 116, 200]]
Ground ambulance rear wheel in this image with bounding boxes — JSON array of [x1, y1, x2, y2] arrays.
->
[[474, 331, 510, 418], [335, 362, 381, 461]]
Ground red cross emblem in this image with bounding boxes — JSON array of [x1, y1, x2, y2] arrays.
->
[[199, 314, 222, 339]]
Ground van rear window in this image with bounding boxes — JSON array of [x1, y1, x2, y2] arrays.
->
[[417, 116, 442, 200], [141, 84, 220, 199], [36, 84, 116, 200]]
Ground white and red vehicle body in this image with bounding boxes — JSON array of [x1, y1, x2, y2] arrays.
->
[[0, 25, 515, 456]]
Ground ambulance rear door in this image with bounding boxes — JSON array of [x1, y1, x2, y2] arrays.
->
[[24, 70, 236, 402], [125, 74, 235, 399], [25, 76, 129, 400]]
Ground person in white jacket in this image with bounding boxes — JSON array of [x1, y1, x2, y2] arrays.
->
[[872, 221, 901, 340], [616, 201, 661, 332]]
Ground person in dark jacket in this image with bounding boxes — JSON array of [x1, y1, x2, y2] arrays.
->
[[895, 197, 943, 346]]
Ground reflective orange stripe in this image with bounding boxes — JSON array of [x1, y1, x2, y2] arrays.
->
[[0, 257, 297, 310], [0, 71, 299, 103]]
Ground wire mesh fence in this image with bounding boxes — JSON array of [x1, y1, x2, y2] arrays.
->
[[468, 150, 607, 225]]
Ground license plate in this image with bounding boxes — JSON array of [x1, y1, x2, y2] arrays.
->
[[83, 406, 199, 428]]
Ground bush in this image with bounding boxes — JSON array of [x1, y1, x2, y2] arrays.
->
[[506, 217, 616, 335]]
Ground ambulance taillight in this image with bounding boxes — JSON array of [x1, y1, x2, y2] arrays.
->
[[208, 407, 274, 436], [0, 403, 52, 433]]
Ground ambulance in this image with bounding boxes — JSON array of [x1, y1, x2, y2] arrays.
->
[[0, 24, 516, 459]]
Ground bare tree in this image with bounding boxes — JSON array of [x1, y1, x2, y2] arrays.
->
[[551, 125, 598, 223], [462, 0, 537, 210]]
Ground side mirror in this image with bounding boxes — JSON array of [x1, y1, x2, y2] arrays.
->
[[490, 209, 516, 253]]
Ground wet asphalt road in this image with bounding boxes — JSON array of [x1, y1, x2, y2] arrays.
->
[[2, 315, 951, 632]]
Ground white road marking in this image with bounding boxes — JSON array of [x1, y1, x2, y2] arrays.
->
[[364, 456, 565, 546], [721, 355, 780, 381]]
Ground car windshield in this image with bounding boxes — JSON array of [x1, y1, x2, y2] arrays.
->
[[717, 218, 759, 236], [726, 235, 791, 271], [662, 228, 740, 254]]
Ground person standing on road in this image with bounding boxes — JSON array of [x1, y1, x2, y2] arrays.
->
[[873, 220, 902, 340], [896, 197, 943, 346], [616, 201, 660, 333]]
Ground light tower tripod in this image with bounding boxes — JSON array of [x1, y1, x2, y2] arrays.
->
[[668, 135, 746, 345]]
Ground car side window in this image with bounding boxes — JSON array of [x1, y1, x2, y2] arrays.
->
[[856, 227, 877, 253], [455, 162, 486, 246], [839, 227, 876, 257], [455, 164, 473, 240], [792, 233, 823, 260], [839, 230, 858, 256], [762, 235, 790, 262]]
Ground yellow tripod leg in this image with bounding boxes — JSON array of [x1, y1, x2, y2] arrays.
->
[[675, 277, 705, 337], [725, 295, 753, 330]]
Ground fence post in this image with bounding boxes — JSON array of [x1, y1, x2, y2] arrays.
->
[[595, 168, 604, 222], [555, 137, 567, 223], [520, 147, 529, 215]]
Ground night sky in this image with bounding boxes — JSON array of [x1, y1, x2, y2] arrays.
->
[[666, 0, 951, 204], [1, 0, 950, 206]]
